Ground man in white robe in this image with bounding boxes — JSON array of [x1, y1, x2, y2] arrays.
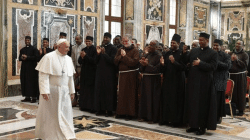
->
[[35, 39, 76, 140]]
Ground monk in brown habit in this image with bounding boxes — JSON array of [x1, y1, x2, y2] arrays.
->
[[114, 34, 140, 120]]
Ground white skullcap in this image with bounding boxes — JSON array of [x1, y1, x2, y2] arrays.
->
[[57, 39, 69, 46]]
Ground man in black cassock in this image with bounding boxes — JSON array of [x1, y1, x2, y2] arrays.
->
[[229, 40, 249, 116], [138, 40, 161, 124], [94, 32, 118, 117], [160, 34, 186, 126], [38, 38, 53, 61], [213, 39, 231, 123], [78, 36, 97, 112], [184, 33, 218, 135], [19, 36, 39, 103]]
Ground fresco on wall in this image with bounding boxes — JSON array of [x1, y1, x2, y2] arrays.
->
[[228, 11, 244, 31], [194, 6, 207, 29], [12, 8, 37, 76], [146, 0, 163, 21], [81, 0, 98, 13], [228, 33, 243, 45], [12, 0, 38, 5], [145, 25, 163, 44], [81, 16, 97, 46], [125, 0, 134, 20], [41, 11, 77, 48], [42, 0, 76, 9], [179, 0, 187, 27], [125, 23, 134, 37]]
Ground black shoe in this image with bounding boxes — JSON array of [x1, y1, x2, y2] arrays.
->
[[30, 99, 36, 103], [217, 117, 222, 124], [96, 111, 102, 116], [21, 98, 31, 102], [125, 115, 132, 121], [106, 111, 113, 117], [238, 111, 244, 116], [196, 128, 206, 135], [186, 127, 198, 133]]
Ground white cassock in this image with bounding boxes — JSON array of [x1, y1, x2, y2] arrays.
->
[[35, 49, 76, 140]]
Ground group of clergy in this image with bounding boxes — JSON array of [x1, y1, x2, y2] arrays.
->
[[19, 31, 249, 136]]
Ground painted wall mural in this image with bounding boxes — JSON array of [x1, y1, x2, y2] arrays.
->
[[41, 11, 77, 48], [228, 33, 243, 45], [42, 0, 76, 9], [228, 11, 244, 31], [179, 0, 187, 27], [81, 0, 98, 13], [194, 6, 207, 29], [12, 0, 37, 4], [145, 0, 163, 21], [125, 0, 134, 20], [81, 16, 97, 46], [124, 23, 134, 37], [145, 25, 163, 44], [12, 8, 37, 76]]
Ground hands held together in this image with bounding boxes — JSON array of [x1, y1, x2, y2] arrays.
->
[[231, 54, 238, 61], [139, 57, 148, 66], [96, 46, 105, 55]]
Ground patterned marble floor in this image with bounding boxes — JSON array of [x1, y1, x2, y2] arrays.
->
[[0, 96, 250, 140]]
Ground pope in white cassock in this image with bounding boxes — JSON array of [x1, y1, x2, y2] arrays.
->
[[35, 39, 76, 140]]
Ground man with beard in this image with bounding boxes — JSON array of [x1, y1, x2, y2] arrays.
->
[[213, 39, 231, 123], [95, 32, 118, 117], [114, 34, 140, 120], [184, 33, 218, 135], [138, 40, 161, 124], [191, 40, 199, 49], [19, 36, 39, 103], [229, 40, 249, 116], [113, 35, 123, 49], [39, 38, 53, 61], [71, 34, 86, 106], [78, 36, 97, 112], [160, 34, 186, 126]]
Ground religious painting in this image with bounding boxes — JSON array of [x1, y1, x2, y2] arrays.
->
[[194, 6, 207, 29], [145, 25, 163, 44], [125, 0, 134, 20], [228, 11, 244, 31], [125, 23, 134, 37], [43, 0, 76, 9], [81, 0, 98, 13], [41, 11, 77, 49], [179, 0, 187, 27], [179, 29, 186, 42], [228, 33, 243, 45], [12, 0, 38, 5], [145, 0, 163, 21], [81, 16, 97, 46], [12, 8, 37, 76]]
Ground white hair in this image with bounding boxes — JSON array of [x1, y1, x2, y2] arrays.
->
[[57, 39, 69, 46], [192, 40, 199, 43]]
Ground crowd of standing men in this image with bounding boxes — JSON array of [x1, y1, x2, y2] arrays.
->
[[19, 31, 249, 136]]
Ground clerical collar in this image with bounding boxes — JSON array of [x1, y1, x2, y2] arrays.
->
[[200, 46, 209, 51], [172, 49, 179, 53], [56, 49, 65, 56], [26, 45, 30, 48], [104, 43, 111, 47]]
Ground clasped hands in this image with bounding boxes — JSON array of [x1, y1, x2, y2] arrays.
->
[[42, 94, 74, 101], [121, 49, 126, 57], [80, 50, 86, 58], [96, 46, 105, 55], [192, 57, 200, 66], [231, 54, 238, 61], [139, 57, 148, 66], [22, 54, 27, 60]]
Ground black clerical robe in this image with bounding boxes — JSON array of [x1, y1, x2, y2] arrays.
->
[[78, 45, 97, 111], [39, 47, 53, 61], [94, 43, 118, 112], [184, 47, 218, 130], [139, 51, 161, 122], [19, 45, 39, 98], [229, 49, 249, 111], [160, 49, 186, 124]]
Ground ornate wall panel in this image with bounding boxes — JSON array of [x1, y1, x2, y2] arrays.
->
[[221, 14, 225, 36], [12, 8, 37, 76], [124, 23, 134, 36], [145, 25, 163, 44], [81, 16, 97, 46], [42, 0, 76, 10], [145, 0, 163, 21], [179, 29, 186, 42], [41, 11, 77, 48], [194, 6, 207, 29], [228, 11, 244, 31], [228, 33, 243, 45], [12, 0, 38, 4], [125, 0, 134, 20], [81, 0, 98, 13], [179, 0, 187, 27]]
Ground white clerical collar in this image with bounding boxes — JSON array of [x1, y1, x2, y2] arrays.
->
[[26, 45, 30, 48], [56, 49, 65, 56]]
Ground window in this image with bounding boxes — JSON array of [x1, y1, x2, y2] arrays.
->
[[169, 0, 178, 45], [105, 0, 124, 43]]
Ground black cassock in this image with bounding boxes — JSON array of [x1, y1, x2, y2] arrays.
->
[[160, 49, 186, 124], [184, 47, 218, 130], [94, 44, 117, 112], [19, 46, 39, 98], [78, 45, 97, 110], [39, 47, 53, 61], [139, 51, 161, 122]]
